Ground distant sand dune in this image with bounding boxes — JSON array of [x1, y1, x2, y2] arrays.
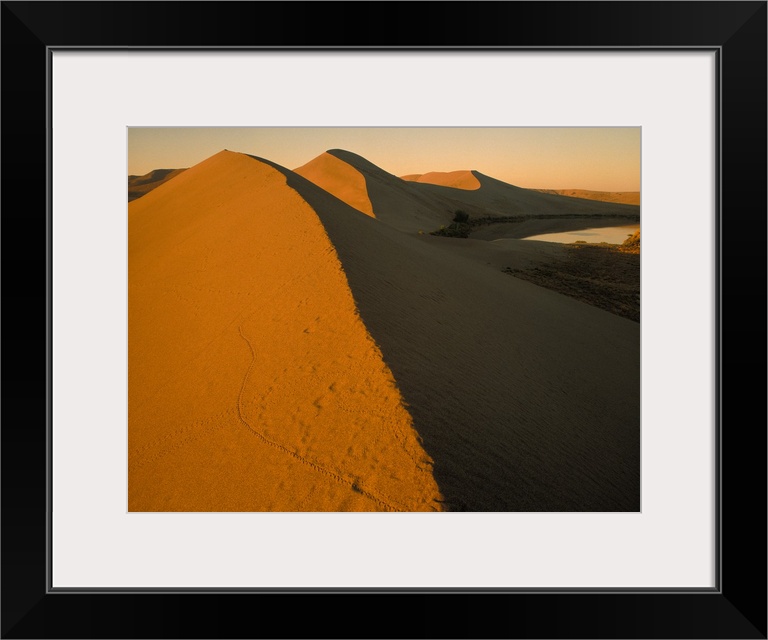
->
[[534, 189, 640, 205], [129, 151, 441, 511], [128, 168, 186, 201], [294, 151, 375, 217], [319, 150, 639, 234], [400, 170, 481, 190]]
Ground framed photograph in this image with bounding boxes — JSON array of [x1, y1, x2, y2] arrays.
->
[[3, 2, 765, 637], [125, 124, 642, 517]]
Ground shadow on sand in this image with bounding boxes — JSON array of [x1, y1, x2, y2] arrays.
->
[[255, 155, 641, 512]]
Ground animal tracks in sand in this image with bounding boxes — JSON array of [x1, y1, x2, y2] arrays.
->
[[129, 152, 443, 511], [236, 325, 407, 512]]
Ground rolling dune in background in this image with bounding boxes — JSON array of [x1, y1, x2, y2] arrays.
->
[[294, 151, 375, 217], [533, 188, 641, 205], [400, 170, 481, 190], [128, 168, 187, 201], [304, 149, 639, 234]]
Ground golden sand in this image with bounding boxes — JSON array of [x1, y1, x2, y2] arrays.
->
[[400, 170, 481, 190], [129, 151, 441, 511], [294, 151, 376, 217]]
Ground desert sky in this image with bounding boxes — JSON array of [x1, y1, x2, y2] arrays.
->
[[129, 127, 640, 192], [129, 129, 640, 512]]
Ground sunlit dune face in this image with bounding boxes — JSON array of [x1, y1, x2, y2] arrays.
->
[[294, 152, 376, 217], [400, 170, 481, 191], [129, 151, 441, 511]]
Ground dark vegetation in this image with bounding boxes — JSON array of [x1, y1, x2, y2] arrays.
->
[[429, 207, 641, 320], [620, 229, 640, 253], [503, 232, 641, 322], [468, 212, 640, 228], [430, 211, 640, 239], [429, 210, 472, 238]]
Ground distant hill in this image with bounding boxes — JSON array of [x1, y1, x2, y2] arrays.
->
[[128, 168, 187, 201], [294, 149, 639, 233], [533, 189, 640, 205], [400, 170, 481, 190]]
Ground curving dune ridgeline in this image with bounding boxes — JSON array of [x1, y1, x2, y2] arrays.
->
[[129, 151, 442, 511]]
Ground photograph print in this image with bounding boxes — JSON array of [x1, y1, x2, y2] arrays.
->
[[128, 127, 640, 513]]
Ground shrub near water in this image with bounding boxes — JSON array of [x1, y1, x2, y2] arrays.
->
[[620, 230, 640, 253], [503, 231, 641, 322], [430, 210, 471, 238]]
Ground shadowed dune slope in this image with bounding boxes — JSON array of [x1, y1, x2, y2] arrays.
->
[[128, 168, 187, 201], [322, 150, 639, 234], [324, 149, 481, 232], [400, 170, 481, 190], [294, 152, 375, 217], [418, 235, 569, 272], [263, 159, 640, 512], [129, 150, 442, 511]]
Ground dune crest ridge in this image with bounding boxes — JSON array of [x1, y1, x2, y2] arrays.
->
[[400, 170, 481, 190], [260, 157, 640, 511], [295, 149, 639, 234], [294, 151, 375, 217], [129, 150, 442, 511]]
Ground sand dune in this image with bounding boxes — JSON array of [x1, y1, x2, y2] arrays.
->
[[294, 151, 375, 217], [534, 188, 640, 205], [130, 148, 640, 512], [304, 150, 639, 234], [295, 151, 640, 284], [414, 169, 640, 219], [400, 170, 481, 190], [129, 150, 441, 511], [295, 149, 458, 231], [128, 168, 186, 201], [266, 159, 640, 511]]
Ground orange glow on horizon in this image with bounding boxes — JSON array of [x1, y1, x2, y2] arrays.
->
[[129, 127, 641, 192]]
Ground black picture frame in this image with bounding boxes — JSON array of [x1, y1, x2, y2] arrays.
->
[[2, 2, 765, 638]]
